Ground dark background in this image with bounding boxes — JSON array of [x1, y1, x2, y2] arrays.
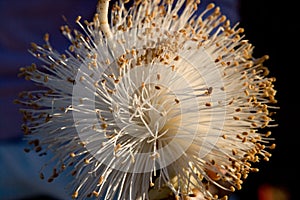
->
[[236, 1, 297, 200]]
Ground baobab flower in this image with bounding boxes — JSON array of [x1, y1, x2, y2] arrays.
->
[[16, 0, 278, 200]]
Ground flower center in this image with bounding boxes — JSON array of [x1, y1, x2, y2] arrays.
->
[[128, 83, 172, 140]]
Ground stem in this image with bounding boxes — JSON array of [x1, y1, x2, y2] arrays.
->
[[97, 0, 113, 39]]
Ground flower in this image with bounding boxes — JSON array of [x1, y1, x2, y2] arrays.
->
[[16, 0, 278, 200]]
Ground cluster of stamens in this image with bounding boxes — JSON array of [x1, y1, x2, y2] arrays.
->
[[16, 1, 278, 199]]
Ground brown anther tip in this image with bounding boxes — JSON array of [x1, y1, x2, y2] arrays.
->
[[205, 102, 212, 107], [47, 177, 54, 183], [76, 16, 82, 23], [155, 85, 161, 90], [101, 123, 108, 129], [23, 148, 30, 153], [92, 191, 99, 197], [35, 146, 42, 152], [263, 157, 269, 161], [220, 15, 226, 22], [235, 108, 241, 112], [30, 42, 38, 50], [70, 152, 76, 158], [173, 55, 180, 61], [233, 116, 240, 120], [98, 176, 104, 185], [13, 99, 20, 104], [230, 186, 235, 192], [221, 195, 228, 200], [43, 33, 49, 42], [252, 168, 259, 172], [39, 173, 44, 180], [270, 143, 276, 149], [264, 55, 270, 60], [114, 143, 121, 152], [207, 3, 215, 10], [72, 191, 78, 199]]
